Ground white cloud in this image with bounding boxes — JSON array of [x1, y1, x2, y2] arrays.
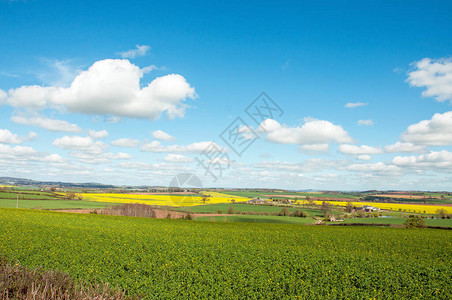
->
[[5, 59, 196, 120], [44, 154, 65, 163], [0, 129, 35, 144], [68, 152, 110, 164], [392, 150, 452, 170], [238, 125, 259, 140], [401, 111, 452, 145], [259, 118, 353, 145], [345, 102, 367, 108], [11, 114, 81, 132], [0, 89, 6, 104], [163, 154, 193, 163], [118, 45, 150, 59], [357, 155, 372, 161], [0, 144, 36, 156], [339, 144, 383, 155], [52, 135, 107, 156], [406, 58, 452, 102], [347, 162, 401, 173], [104, 116, 121, 123], [152, 130, 175, 141], [88, 129, 108, 139], [53, 136, 95, 150], [105, 152, 131, 159], [300, 144, 329, 152], [357, 119, 373, 126], [141, 141, 224, 153], [384, 142, 426, 153], [37, 58, 81, 87], [111, 138, 140, 147], [254, 158, 348, 173]]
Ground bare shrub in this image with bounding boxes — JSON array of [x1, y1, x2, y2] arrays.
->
[[279, 207, 290, 216], [0, 256, 131, 299], [98, 203, 156, 218], [181, 213, 193, 220], [290, 210, 309, 218], [345, 201, 354, 213]]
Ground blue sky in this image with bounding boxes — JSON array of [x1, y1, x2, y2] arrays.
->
[[1, 0, 452, 190]]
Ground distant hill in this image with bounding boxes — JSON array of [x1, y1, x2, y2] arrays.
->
[[0, 177, 116, 189]]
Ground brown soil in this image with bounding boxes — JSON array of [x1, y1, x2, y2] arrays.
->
[[54, 208, 233, 219], [130, 192, 195, 195], [263, 194, 306, 198]]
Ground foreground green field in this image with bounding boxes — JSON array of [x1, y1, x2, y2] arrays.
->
[[341, 217, 452, 227], [0, 208, 450, 299]]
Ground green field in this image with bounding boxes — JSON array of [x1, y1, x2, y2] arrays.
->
[[0, 208, 450, 299], [0, 190, 62, 200], [184, 203, 333, 216], [342, 217, 452, 227], [0, 199, 111, 210], [196, 214, 316, 224]]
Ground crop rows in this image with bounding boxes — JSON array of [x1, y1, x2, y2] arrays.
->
[[0, 208, 450, 299]]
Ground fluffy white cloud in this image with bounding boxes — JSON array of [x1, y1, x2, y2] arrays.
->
[[347, 162, 400, 173], [105, 152, 131, 159], [141, 141, 224, 153], [401, 111, 452, 145], [384, 142, 426, 153], [53, 136, 95, 150], [11, 114, 81, 132], [0, 144, 36, 156], [163, 154, 193, 163], [152, 130, 175, 141], [300, 144, 329, 152], [345, 102, 367, 108], [357, 155, 372, 161], [88, 129, 108, 139], [5, 59, 196, 120], [0, 89, 6, 103], [118, 45, 150, 59], [392, 150, 452, 169], [52, 135, 107, 156], [0, 129, 35, 144], [357, 119, 373, 126], [259, 118, 353, 145], [339, 144, 383, 155], [111, 138, 140, 147], [406, 58, 452, 102], [254, 158, 348, 173]]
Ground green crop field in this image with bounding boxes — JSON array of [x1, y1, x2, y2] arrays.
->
[[342, 217, 452, 227], [0, 208, 450, 299], [0, 191, 61, 200], [195, 214, 316, 224], [0, 199, 111, 210], [183, 203, 341, 217]]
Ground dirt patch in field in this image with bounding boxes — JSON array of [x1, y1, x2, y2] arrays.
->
[[312, 197, 357, 201], [263, 194, 306, 198], [373, 194, 439, 199], [54, 208, 233, 219], [130, 192, 196, 195]]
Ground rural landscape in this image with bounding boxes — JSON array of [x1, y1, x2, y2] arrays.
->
[[1, 0, 452, 299], [0, 177, 451, 298]]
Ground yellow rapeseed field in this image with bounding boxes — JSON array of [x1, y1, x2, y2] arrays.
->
[[308, 200, 451, 214], [83, 191, 249, 207]]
